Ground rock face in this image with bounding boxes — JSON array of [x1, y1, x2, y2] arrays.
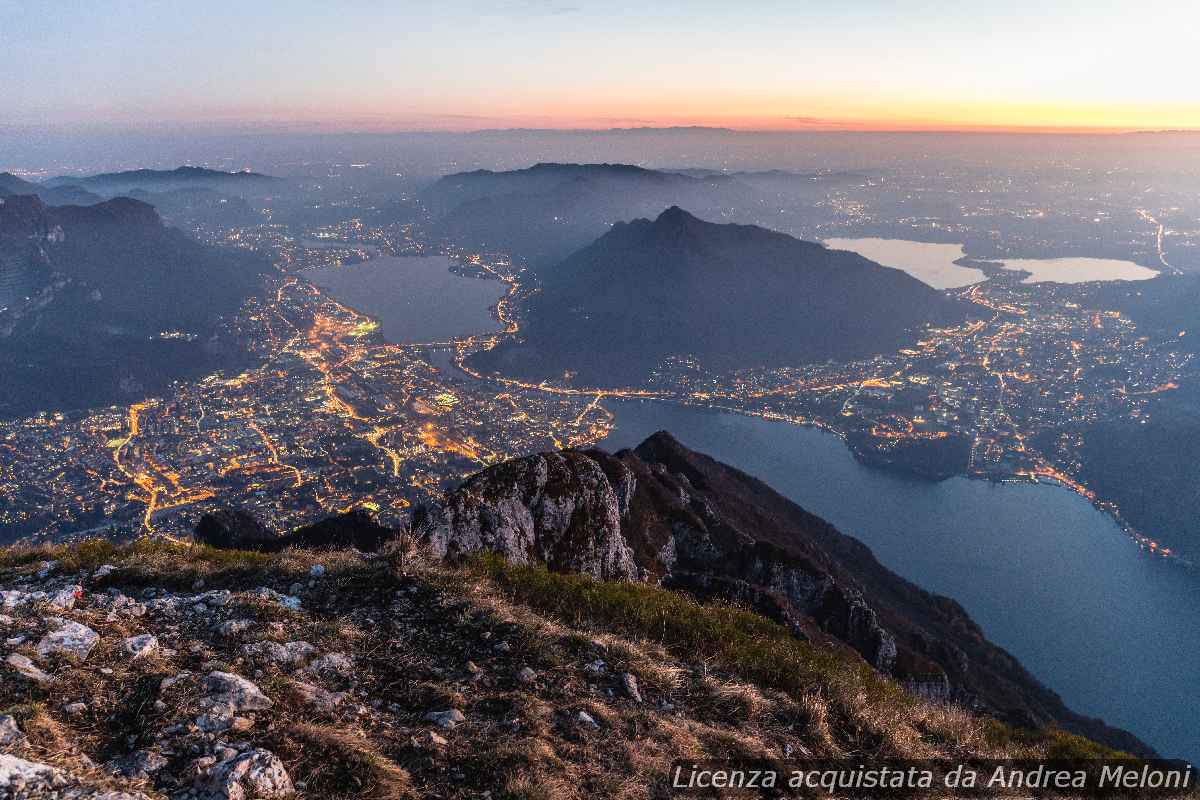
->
[[416, 451, 639, 582], [412, 431, 1144, 751]]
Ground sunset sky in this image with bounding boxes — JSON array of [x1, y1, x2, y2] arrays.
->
[[3, 0, 1198, 133]]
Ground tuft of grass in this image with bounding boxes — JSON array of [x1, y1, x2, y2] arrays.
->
[[274, 723, 415, 799]]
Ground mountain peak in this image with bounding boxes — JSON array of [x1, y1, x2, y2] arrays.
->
[[653, 205, 698, 226]]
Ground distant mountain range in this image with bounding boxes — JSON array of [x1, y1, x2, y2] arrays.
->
[[470, 206, 969, 385], [0, 194, 271, 417], [0, 171, 104, 206], [40, 165, 280, 196], [421, 162, 764, 267]]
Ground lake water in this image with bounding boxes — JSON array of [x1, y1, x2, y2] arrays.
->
[[824, 238, 1158, 287], [823, 238, 985, 289], [601, 399, 1200, 762], [304, 255, 505, 343], [1001, 256, 1159, 284]]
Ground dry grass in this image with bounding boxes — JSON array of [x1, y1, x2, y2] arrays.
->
[[275, 723, 415, 800], [0, 538, 1127, 800]]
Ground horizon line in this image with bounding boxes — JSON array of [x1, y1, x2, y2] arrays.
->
[[5, 121, 1200, 137]]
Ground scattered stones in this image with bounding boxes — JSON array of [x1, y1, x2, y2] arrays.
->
[[423, 709, 466, 729], [201, 671, 273, 713], [2, 585, 82, 611], [123, 633, 159, 659], [197, 747, 294, 800], [515, 666, 537, 684], [620, 672, 642, 703], [93, 564, 116, 579], [576, 710, 600, 729], [252, 587, 301, 611], [35, 560, 58, 579], [493, 641, 511, 654], [97, 592, 147, 621], [36, 618, 99, 662], [309, 564, 326, 578], [465, 660, 481, 674], [583, 659, 607, 676], [6, 653, 53, 685], [161, 671, 192, 690], [63, 702, 88, 716]]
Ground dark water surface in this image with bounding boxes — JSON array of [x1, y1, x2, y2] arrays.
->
[[602, 399, 1200, 762], [305, 255, 504, 343]]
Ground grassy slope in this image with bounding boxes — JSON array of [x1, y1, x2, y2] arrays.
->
[[0, 541, 1117, 800]]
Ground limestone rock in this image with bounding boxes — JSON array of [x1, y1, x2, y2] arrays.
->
[[415, 451, 638, 581], [0, 714, 22, 746], [36, 618, 99, 662], [197, 747, 294, 800], [201, 671, 273, 713], [122, 633, 159, 659], [6, 653, 54, 685]]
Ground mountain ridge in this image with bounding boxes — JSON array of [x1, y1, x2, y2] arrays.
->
[[0, 194, 271, 417], [421, 162, 763, 267], [470, 206, 970, 385]]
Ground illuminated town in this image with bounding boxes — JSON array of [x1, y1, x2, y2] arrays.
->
[[0, 194, 1194, 561]]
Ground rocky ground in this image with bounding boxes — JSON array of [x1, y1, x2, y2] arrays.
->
[[0, 540, 1113, 800]]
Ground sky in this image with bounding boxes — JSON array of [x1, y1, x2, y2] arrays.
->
[[2, 0, 1199, 133]]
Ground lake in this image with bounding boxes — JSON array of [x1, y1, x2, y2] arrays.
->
[[1001, 256, 1160, 284], [824, 238, 1158, 287], [601, 399, 1200, 763], [823, 238, 985, 289], [304, 255, 505, 343]]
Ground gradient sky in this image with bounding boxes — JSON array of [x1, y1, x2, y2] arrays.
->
[[2, 0, 1198, 132]]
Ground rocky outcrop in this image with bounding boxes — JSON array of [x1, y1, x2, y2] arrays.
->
[[414, 451, 639, 582], [414, 437, 900, 673], [409, 431, 1152, 756]]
